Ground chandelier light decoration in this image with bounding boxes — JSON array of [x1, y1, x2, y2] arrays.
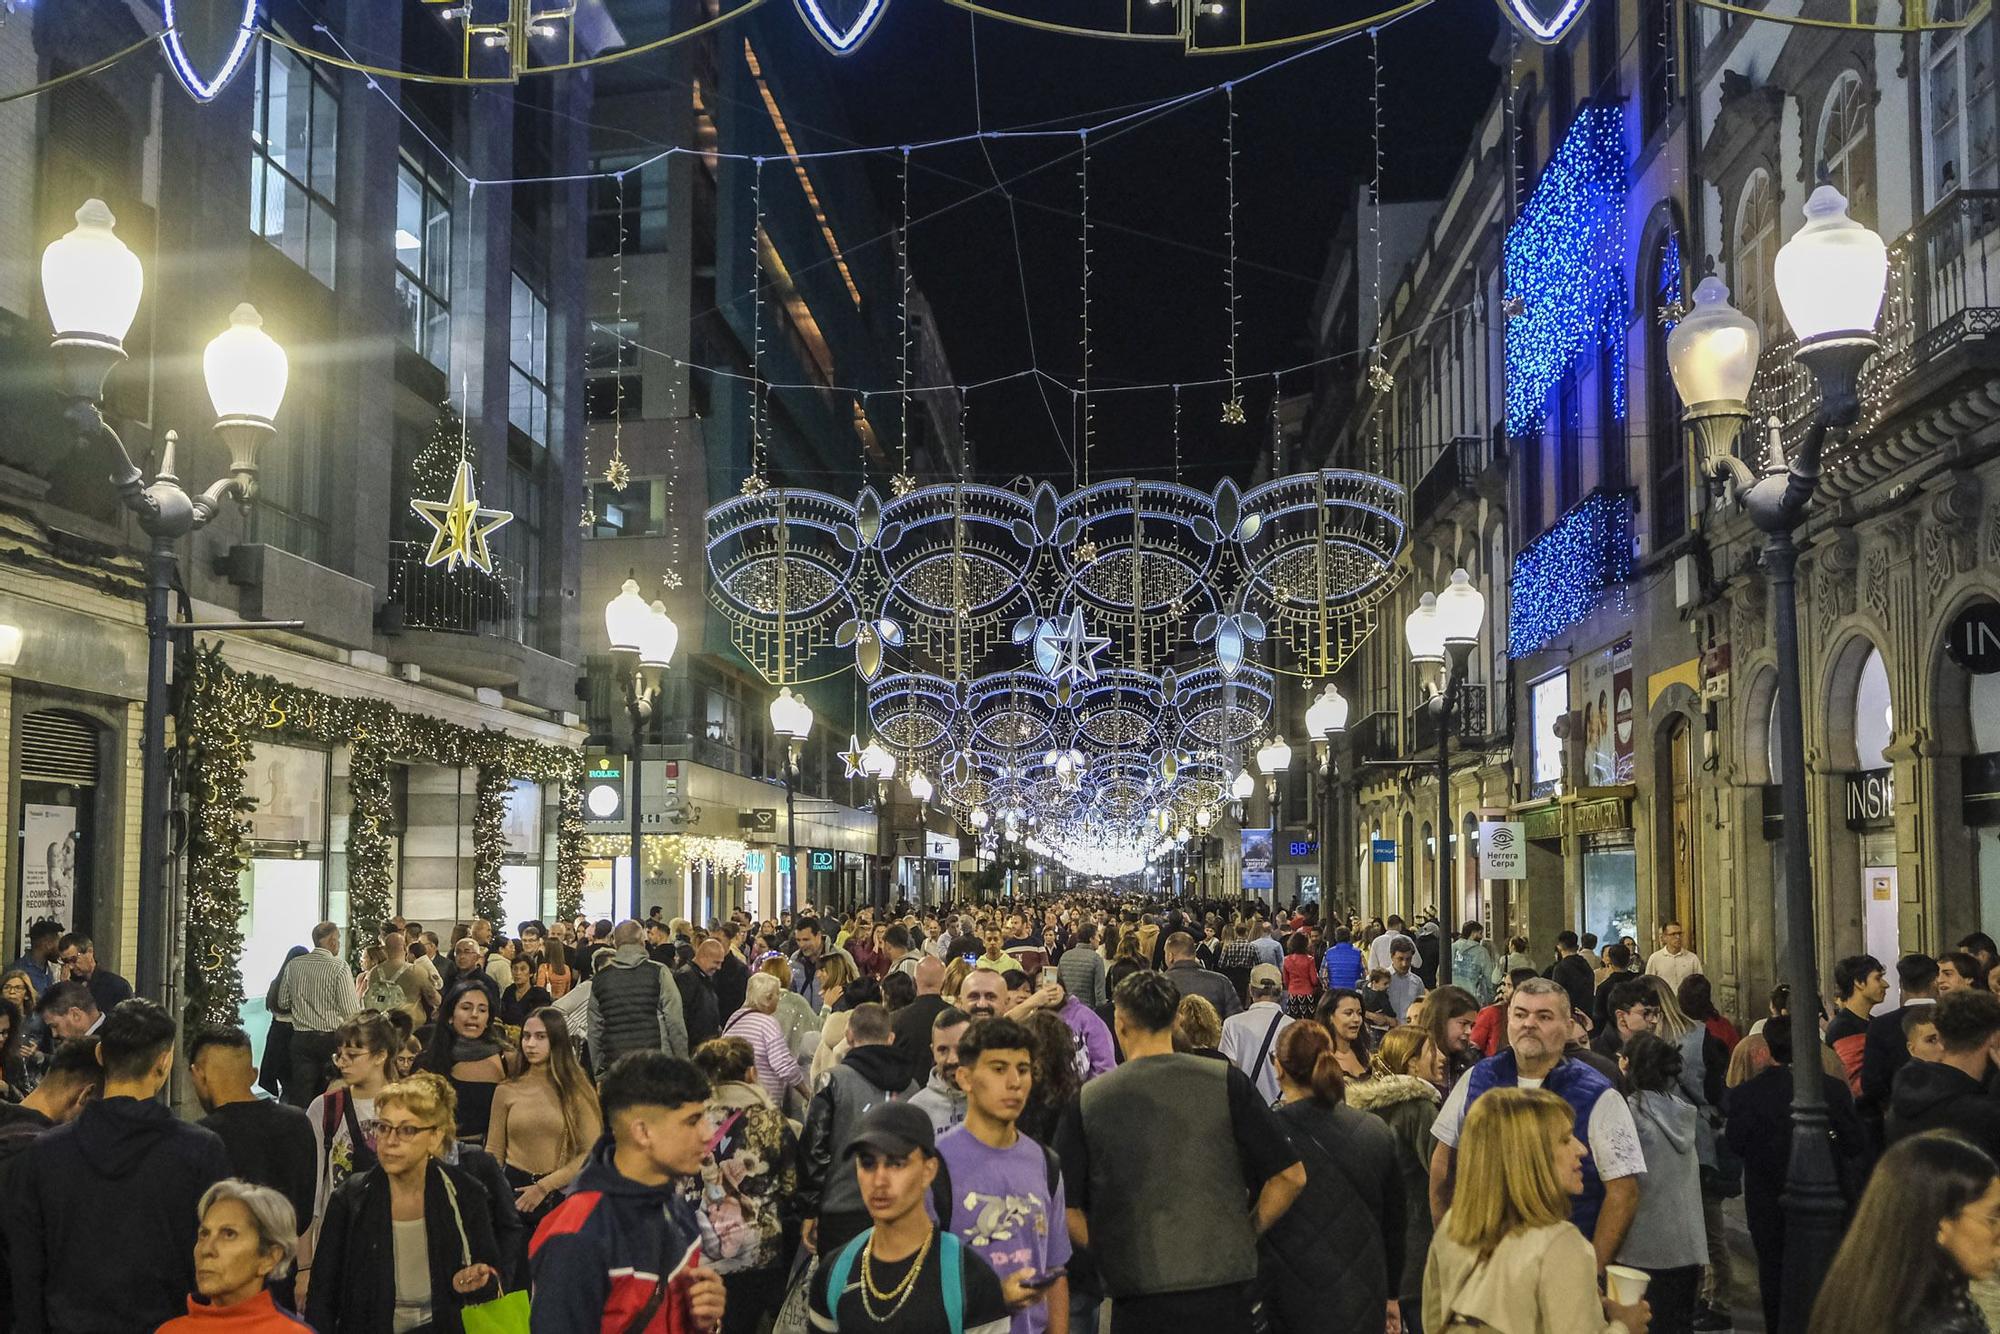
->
[[707, 468, 1407, 875]]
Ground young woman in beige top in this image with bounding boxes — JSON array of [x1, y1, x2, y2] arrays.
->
[[484, 1006, 601, 1233]]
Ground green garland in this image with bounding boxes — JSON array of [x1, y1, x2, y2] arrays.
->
[[472, 763, 508, 926], [183, 646, 585, 1021]]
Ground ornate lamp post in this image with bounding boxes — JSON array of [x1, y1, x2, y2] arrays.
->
[[42, 200, 292, 1001], [1306, 681, 1350, 914], [768, 686, 814, 914], [860, 738, 896, 909], [1666, 182, 1887, 1332], [906, 770, 933, 905], [1404, 567, 1486, 987], [605, 578, 678, 921]]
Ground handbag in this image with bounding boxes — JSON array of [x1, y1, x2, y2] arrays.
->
[[441, 1169, 532, 1334], [772, 1255, 818, 1334]]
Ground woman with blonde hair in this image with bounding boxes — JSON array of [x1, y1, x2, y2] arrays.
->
[[1424, 1087, 1651, 1333], [756, 955, 819, 1070], [940, 957, 973, 1005], [304, 1072, 506, 1334], [1174, 992, 1224, 1058]]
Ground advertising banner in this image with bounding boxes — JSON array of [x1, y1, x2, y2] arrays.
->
[[21, 803, 77, 929], [1241, 827, 1274, 891]]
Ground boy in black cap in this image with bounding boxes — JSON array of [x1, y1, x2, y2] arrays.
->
[[809, 1102, 1012, 1332]]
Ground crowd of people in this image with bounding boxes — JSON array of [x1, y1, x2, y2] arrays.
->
[[4, 901, 2000, 1332]]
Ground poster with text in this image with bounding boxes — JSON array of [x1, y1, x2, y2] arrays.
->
[[1612, 639, 1635, 783], [1581, 645, 1617, 785], [1241, 827, 1274, 892], [21, 803, 77, 931]]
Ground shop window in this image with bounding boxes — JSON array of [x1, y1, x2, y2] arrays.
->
[[249, 38, 338, 288], [1531, 673, 1568, 799]]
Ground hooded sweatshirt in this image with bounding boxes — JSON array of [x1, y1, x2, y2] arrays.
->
[[797, 1043, 920, 1220], [529, 1138, 706, 1334], [1618, 1089, 1703, 1270], [1887, 1059, 2000, 1160], [910, 1067, 968, 1133], [3, 1094, 232, 1333]]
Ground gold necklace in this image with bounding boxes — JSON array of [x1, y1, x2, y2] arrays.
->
[[858, 1225, 933, 1322]]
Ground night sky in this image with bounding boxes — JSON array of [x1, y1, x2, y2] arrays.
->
[[816, 0, 1502, 486]]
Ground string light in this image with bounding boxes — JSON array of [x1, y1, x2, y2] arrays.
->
[[1507, 490, 1634, 657], [1172, 383, 1183, 480], [1221, 86, 1245, 424], [605, 171, 631, 493], [897, 146, 914, 491], [1079, 130, 1095, 482], [747, 156, 768, 492], [1502, 104, 1628, 435]]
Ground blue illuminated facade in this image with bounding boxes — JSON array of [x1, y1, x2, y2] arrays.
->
[[1503, 105, 1629, 435], [1507, 489, 1634, 658]]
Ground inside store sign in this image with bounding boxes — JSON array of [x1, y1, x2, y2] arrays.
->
[[1946, 601, 2000, 675]]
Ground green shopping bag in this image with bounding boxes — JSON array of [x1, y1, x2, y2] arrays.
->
[[461, 1288, 532, 1334]]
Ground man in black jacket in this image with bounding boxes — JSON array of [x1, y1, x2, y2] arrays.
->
[[1860, 952, 1941, 1143], [674, 938, 724, 1049], [797, 1002, 919, 1258], [4, 1000, 231, 1333], [1547, 931, 1596, 1018], [0, 1039, 102, 1332], [1886, 988, 2000, 1158], [188, 1024, 317, 1242]]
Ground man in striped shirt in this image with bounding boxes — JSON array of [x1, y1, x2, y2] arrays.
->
[[276, 922, 358, 1107]]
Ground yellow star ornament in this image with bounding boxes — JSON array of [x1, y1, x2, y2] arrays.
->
[[412, 459, 515, 573]]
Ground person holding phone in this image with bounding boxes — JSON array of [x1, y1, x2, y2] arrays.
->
[[935, 1017, 1072, 1333]]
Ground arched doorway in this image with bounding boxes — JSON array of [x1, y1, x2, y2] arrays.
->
[[1827, 638, 1898, 996], [1665, 715, 1696, 937]]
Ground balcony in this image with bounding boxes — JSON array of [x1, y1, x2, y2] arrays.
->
[[1745, 190, 2000, 503], [1411, 436, 1488, 524], [1409, 682, 1490, 753], [383, 540, 522, 640]]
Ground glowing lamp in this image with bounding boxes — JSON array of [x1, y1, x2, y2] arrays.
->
[[1666, 275, 1760, 408], [43, 200, 143, 353], [1775, 184, 1888, 345], [1404, 592, 1444, 667], [603, 578, 652, 654], [1305, 682, 1350, 740]]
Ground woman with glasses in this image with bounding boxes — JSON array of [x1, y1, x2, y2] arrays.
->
[[304, 1072, 505, 1334], [296, 1012, 400, 1307]]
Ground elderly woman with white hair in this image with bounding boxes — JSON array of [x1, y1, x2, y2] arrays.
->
[[721, 971, 812, 1113], [156, 1178, 307, 1332]]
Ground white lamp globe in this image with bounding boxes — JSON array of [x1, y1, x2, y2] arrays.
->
[[204, 303, 288, 427], [861, 740, 897, 781], [603, 577, 651, 653], [1305, 682, 1350, 739], [907, 770, 934, 803], [769, 686, 813, 741], [1434, 568, 1487, 649], [1197, 808, 1214, 831], [1404, 592, 1445, 666], [1775, 184, 1889, 345], [43, 200, 143, 352], [1666, 274, 1761, 408], [640, 601, 679, 670], [1256, 734, 1293, 776], [971, 806, 990, 830]]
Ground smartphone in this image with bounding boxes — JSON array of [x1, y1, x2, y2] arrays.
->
[[1022, 1269, 1067, 1290], [963, 952, 980, 964]]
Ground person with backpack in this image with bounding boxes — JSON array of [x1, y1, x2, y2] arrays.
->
[[935, 1017, 1070, 1334], [809, 1102, 1012, 1333], [690, 1037, 798, 1333], [294, 1013, 399, 1307], [798, 1004, 921, 1260], [358, 931, 434, 1024]]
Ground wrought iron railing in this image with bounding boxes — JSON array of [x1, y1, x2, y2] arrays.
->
[[1743, 189, 2000, 467], [1409, 683, 1490, 753], [384, 540, 523, 639], [1411, 435, 1487, 520]]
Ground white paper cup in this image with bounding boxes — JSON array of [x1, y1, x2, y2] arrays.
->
[[1605, 1265, 1650, 1305]]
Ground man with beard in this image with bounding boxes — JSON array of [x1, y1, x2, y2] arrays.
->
[[1426, 977, 1644, 1271], [909, 1008, 971, 1133]]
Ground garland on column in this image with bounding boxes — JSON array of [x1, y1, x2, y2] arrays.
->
[[472, 764, 509, 926], [182, 646, 585, 1023]]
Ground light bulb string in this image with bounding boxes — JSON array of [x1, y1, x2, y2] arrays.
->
[[899, 145, 913, 479], [1080, 129, 1093, 486], [1224, 82, 1240, 406], [751, 156, 767, 483]]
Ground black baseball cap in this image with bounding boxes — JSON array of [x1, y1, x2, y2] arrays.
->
[[843, 1102, 937, 1160]]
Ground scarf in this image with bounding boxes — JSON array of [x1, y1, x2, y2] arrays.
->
[[452, 1034, 505, 1065]]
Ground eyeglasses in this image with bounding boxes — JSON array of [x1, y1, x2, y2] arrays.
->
[[375, 1122, 439, 1143]]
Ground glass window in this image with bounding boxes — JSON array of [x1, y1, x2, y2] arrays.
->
[[249, 41, 338, 287], [1926, 3, 1996, 207], [1647, 229, 1687, 545], [1818, 72, 1875, 226], [1732, 171, 1780, 338], [1531, 673, 1568, 799], [509, 274, 551, 446], [588, 478, 669, 537], [395, 158, 452, 370], [506, 460, 545, 631], [587, 153, 671, 256], [586, 319, 643, 420]]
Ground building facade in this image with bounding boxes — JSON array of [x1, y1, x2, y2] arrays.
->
[[1312, 0, 2000, 1019], [0, 0, 593, 1004]]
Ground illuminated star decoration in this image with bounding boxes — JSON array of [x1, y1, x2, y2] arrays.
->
[[660, 568, 684, 591], [411, 459, 514, 574], [604, 452, 632, 492], [1045, 606, 1111, 687], [889, 472, 918, 497], [1220, 398, 1247, 425], [840, 734, 870, 779]]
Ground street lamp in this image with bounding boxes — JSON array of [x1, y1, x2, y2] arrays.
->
[[768, 686, 814, 914], [605, 577, 678, 921], [1666, 181, 1887, 1331], [907, 770, 934, 906], [1405, 567, 1485, 987], [42, 200, 292, 1002], [1306, 681, 1350, 914], [861, 739, 895, 910]]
